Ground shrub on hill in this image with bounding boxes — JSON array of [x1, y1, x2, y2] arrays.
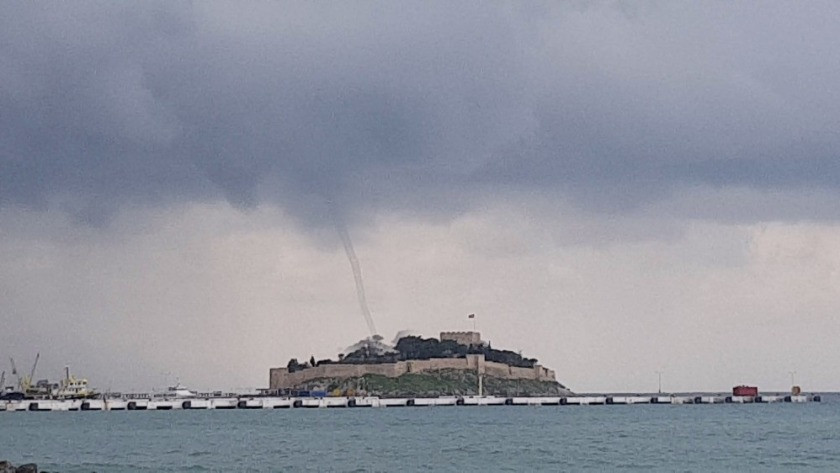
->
[[286, 335, 539, 371]]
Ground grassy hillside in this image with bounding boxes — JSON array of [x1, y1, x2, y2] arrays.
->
[[294, 369, 571, 398]]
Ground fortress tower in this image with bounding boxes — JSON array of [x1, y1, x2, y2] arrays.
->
[[439, 331, 481, 346]]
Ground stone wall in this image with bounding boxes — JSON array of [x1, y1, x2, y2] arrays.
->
[[269, 354, 557, 390]]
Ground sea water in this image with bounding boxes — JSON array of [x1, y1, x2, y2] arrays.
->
[[2, 396, 839, 472]]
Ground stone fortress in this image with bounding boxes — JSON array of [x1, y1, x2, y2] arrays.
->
[[269, 331, 558, 390]]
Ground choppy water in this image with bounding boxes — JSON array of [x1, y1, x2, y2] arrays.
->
[[2, 396, 839, 472]]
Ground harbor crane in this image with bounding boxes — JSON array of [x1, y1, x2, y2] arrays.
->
[[9, 353, 39, 392], [29, 353, 39, 387]]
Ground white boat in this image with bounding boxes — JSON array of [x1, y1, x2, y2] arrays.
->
[[164, 384, 197, 399]]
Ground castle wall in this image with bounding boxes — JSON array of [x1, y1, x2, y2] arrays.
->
[[269, 354, 557, 390], [440, 331, 481, 346]]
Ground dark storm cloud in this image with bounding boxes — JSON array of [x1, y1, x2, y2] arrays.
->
[[2, 1, 840, 225]]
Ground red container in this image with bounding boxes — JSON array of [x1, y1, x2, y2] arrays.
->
[[733, 385, 758, 397]]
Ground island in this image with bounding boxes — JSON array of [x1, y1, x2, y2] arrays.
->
[[269, 332, 571, 397]]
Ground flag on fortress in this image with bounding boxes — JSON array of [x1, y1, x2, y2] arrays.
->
[[468, 314, 475, 319]]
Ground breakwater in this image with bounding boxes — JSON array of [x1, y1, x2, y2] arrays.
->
[[0, 394, 821, 412]]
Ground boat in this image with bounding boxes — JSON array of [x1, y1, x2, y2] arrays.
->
[[8, 354, 52, 399], [163, 383, 197, 399], [53, 366, 97, 399], [0, 386, 25, 401], [5, 356, 97, 400]]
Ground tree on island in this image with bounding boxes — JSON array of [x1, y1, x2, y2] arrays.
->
[[287, 335, 539, 371]]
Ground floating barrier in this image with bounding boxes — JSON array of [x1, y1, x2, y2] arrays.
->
[[725, 396, 754, 404], [106, 399, 128, 410], [693, 396, 725, 404], [181, 399, 211, 409], [379, 398, 409, 408], [561, 396, 607, 405], [755, 395, 783, 403], [0, 394, 823, 413], [261, 397, 293, 409], [147, 399, 179, 410], [606, 396, 651, 405], [210, 398, 238, 409], [127, 399, 149, 410], [80, 400, 105, 411], [236, 398, 264, 409], [785, 395, 808, 403]]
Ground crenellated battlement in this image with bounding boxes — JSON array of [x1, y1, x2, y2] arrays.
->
[[439, 331, 482, 346]]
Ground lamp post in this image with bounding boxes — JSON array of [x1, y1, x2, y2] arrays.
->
[[655, 371, 662, 394], [789, 371, 796, 387]]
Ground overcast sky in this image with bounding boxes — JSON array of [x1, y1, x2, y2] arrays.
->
[[2, 1, 840, 393]]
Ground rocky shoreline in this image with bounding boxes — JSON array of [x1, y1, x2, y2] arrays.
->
[[0, 462, 38, 473]]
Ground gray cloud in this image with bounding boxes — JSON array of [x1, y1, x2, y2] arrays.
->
[[4, 2, 840, 392], [2, 1, 840, 227]]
